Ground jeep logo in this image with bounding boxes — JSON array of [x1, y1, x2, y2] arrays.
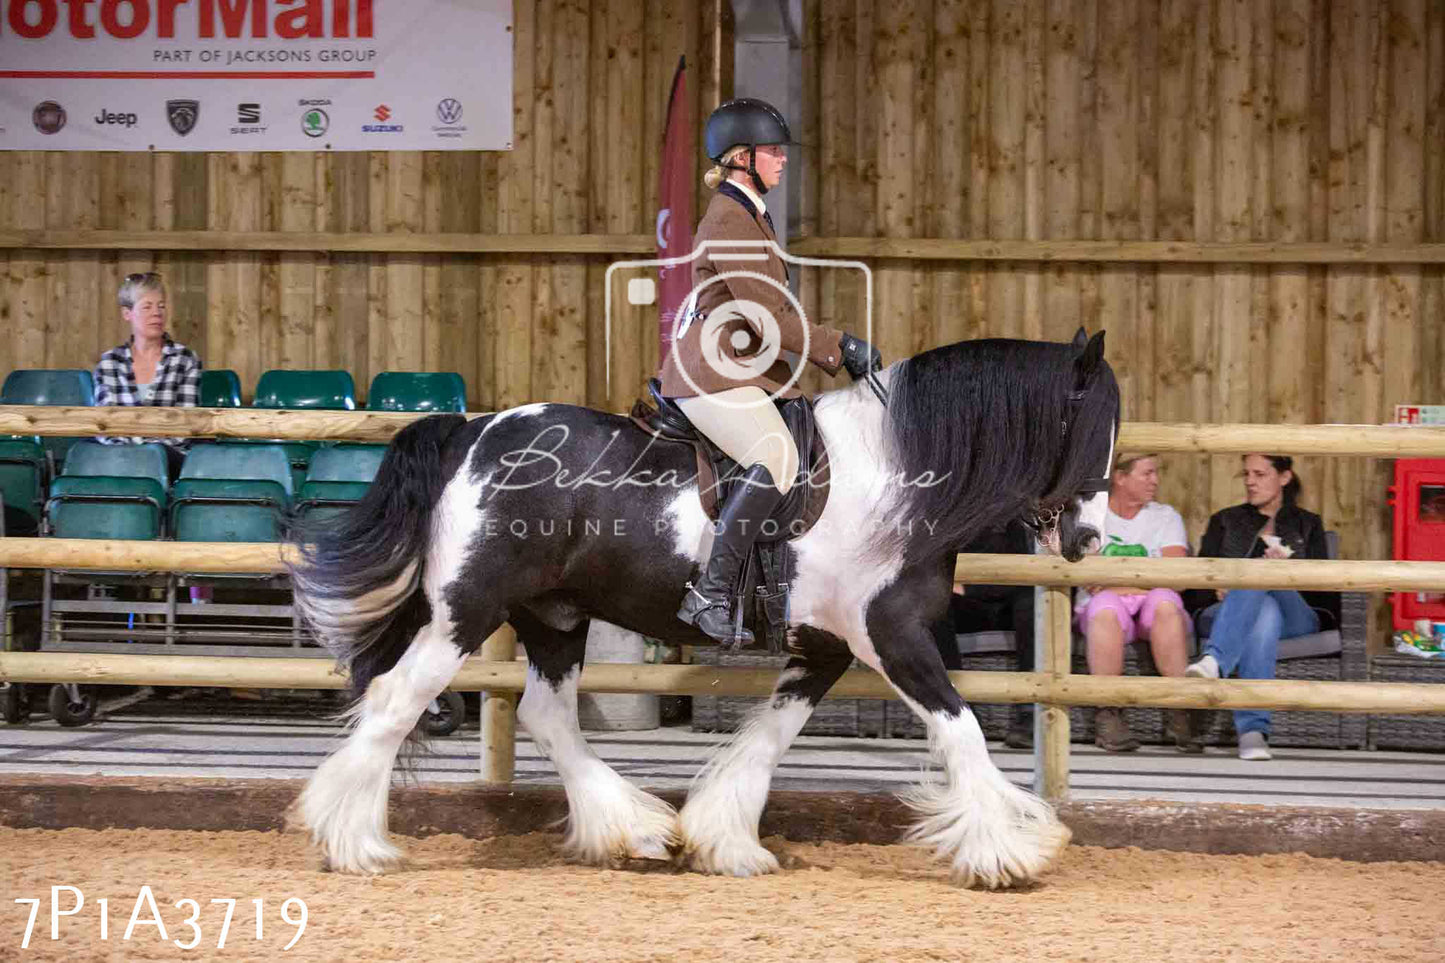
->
[[94, 110, 138, 128]]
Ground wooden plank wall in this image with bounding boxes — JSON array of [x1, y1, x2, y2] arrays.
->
[[1, 0, 1443, 575], [796, 0, 1445, 568], [0, 0, 731, 414]]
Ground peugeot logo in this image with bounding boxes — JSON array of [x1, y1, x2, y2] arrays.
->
[[436, 98, 463, 125], [167, 99, 199, 136]]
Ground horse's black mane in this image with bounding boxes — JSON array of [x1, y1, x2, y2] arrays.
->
[[877, 336, 1119, 562]]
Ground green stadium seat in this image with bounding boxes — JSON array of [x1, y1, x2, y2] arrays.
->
[[1, 368, 96, 469], [200, 369, 242, 407], [1, 369, 94, 407], [238, 370, 358, 491], [170, 444, 293, 543], [252, 370, 356, 411], [45, 441, 168, 541], [366, 372, 467, 413], [0, 437, 46, 536], [295, 445, 386, 525]]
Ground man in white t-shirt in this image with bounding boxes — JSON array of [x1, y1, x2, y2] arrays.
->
[[1077, 453, 1198, 754]]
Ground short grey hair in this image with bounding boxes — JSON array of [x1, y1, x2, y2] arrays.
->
[[118, 271, 165, 310]]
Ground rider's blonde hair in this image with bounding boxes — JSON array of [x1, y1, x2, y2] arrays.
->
[[703, 145, 749, 190]]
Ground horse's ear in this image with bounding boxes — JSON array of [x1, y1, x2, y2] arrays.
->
[[1071, 326, 1088, 350], [1074, 330, 1106, 384]]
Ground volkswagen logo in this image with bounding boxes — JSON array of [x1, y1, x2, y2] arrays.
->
[[436, 98, 463, 125]]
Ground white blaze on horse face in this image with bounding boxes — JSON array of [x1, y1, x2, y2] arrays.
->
[[1073, 419, 1115, 555]]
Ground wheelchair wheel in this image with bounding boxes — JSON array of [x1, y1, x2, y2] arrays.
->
[[48, 684, 97, 727], [419, 690, 465, 737]]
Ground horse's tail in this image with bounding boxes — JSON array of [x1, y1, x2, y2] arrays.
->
[[288, 413, 469, 697]]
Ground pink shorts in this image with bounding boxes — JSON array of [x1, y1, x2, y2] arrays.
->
[[1077, 588, 1186, 644]]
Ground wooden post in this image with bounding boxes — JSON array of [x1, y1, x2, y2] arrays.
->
[[479, 623, 519, 784], [1033, 585, 1072, 803]]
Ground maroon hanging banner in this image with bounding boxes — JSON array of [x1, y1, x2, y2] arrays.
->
[[655, 55, 693, 366]]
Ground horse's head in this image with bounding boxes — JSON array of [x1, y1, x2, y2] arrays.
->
[[1030, 329, 1118, 562]]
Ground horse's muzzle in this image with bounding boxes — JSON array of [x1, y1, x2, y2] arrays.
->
[[1059, 523, 1100, 563]]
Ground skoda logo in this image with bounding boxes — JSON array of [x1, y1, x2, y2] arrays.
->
[[300, 107, 329, 137], [436, 98, 463, 124]]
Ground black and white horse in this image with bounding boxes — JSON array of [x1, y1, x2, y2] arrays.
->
[[287, 331, 1118, 888]]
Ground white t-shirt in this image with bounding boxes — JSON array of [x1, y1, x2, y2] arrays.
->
[[1075, 501, 1189, 612]]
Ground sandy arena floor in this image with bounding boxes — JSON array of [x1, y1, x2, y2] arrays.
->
[[2, 828, 1442, 962]]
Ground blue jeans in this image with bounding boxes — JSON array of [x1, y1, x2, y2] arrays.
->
[[1198, 590, 1320, 737]]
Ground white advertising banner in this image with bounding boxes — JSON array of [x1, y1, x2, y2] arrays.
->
[[0, 0, 513, 151]]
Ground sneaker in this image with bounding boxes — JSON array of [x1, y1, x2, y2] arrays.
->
[[1186, 654, 1220, 680], [1238, 730, 1272, 761]]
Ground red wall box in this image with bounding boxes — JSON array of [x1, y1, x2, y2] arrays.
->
[[1390, 458, 1445, 630]]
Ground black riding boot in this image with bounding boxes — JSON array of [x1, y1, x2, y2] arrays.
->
[[677, 463, 784, 649]]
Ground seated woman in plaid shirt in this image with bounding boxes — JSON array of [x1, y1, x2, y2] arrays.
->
[[94, 272, 203, 481]]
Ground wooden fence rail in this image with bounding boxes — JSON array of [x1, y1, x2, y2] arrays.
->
[[2, 539, 1444, 592], [3, 405, 1445, 455], [4, 653, 1443, 716]]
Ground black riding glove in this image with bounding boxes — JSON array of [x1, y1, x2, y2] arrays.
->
[[839, 333, 883, 380]]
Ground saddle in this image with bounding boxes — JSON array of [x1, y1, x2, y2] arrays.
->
[[630, 378, 831, 653]]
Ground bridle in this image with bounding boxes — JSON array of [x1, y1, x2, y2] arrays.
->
[[1024, 386, 1112, 539]]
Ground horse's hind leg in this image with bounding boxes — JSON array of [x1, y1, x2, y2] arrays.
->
[[295, 613, 485, 874], [679, 628, 854, 876], [511, 611, 678, 864], [861, 579, 1070, 888]]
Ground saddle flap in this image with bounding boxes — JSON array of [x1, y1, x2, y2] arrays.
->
[[629, 384, 831, 541]]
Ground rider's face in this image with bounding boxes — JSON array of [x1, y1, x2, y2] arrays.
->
[[752, 144, 787, 190]]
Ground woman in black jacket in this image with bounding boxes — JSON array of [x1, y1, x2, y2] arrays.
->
[[1184, 454, 1340, 761]]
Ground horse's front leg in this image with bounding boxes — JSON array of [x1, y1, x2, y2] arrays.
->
[[679, 628, 853, 876], [859, 570, 1071, 888]]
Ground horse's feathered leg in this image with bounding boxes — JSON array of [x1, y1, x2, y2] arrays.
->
[[679, 628, 853, 876], [512, 611, 679, 864], [292, 432, 497, 874], [295, 616, 474, 874], [861, 565, 1070, 889]]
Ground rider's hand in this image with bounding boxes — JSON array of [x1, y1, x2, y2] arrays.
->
[[840, 333, 883, 380]]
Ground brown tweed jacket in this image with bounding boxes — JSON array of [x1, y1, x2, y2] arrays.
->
[[656, 186, 845, 399]]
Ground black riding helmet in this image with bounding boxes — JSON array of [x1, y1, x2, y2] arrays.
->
[[704, 98, 792, 195]]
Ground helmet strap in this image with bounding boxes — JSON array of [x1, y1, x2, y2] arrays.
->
[[722, 146, 771, 196]]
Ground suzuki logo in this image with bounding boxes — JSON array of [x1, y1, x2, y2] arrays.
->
[[373, 105, 391, 122], [436, 99, 463, 124]]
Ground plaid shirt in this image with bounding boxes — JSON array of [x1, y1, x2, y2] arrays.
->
[[93, 335, 202, 447]]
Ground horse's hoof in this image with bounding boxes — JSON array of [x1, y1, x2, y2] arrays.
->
[[683, 839, 781, 877]]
